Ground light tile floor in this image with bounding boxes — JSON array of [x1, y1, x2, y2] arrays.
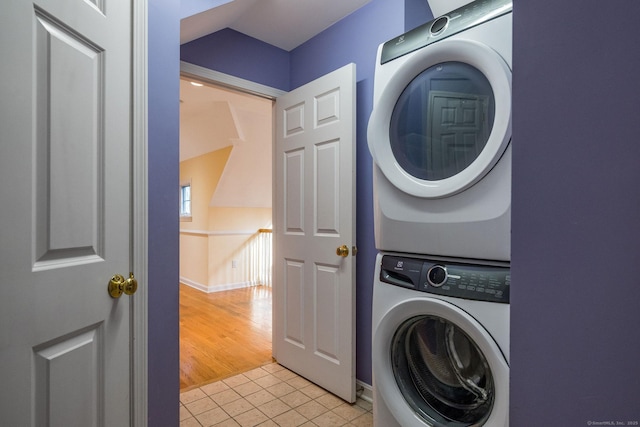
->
[[180, 363, 373, 427]]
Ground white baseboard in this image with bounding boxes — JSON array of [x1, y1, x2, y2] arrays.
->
[[356, 380, 373, 403], [180, 277, 209, 292], [180, 276, 252, 293]]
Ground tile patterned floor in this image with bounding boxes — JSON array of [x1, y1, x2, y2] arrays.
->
[[180, 363, 373, 427]]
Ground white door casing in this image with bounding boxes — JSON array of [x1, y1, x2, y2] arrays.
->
[[0, 0, 142, 425], [273, 63, 357, 403]]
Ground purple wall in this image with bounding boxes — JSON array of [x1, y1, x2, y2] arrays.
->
[[152, 0, 640, 422], [405, 0, 434, 32], [511, 0, 640, 424], [148, 1, 180, 425], [290, 0, 408, 387], [181, 28, 290, 91], [179, 0, 411, 387], [289, 0, 403, 88]]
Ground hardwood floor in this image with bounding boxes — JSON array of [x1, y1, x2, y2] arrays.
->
[[179, 283, 273, 390]]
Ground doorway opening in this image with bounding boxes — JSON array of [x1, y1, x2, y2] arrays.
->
[[176, 61, 362, 412], [178, 75, 275, 390]]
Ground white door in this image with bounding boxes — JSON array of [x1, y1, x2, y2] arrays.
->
[[0, 1, 135, 425], [273, 63, 357, 403], [428, 91, 490, 177]]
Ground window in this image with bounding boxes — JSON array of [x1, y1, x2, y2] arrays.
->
[[180, 181, 192, 221]]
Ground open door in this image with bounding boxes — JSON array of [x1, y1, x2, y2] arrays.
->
[[0, 0, 139, 425], [273, 63, 357, 403]]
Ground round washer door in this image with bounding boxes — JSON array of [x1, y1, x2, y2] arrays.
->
[[368, 39, 511, 198], [373, 297, 509, 426]]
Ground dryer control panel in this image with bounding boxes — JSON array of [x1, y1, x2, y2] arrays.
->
[[380, 255, 510, 303], [380, 0, 512, 64]]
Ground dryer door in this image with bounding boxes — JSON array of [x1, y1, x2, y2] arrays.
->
[[368, 39, 511, 198], [373, 298, 509, 426]]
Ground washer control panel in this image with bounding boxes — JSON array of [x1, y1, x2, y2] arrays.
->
[[380, 0, 512, 64], [380, 255, 510, 303]]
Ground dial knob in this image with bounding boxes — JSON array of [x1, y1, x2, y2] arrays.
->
[[430, 16, 449, 35], [427, 265, 447, 287]]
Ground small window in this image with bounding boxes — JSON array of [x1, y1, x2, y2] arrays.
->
[[180, 181, 192, 221]]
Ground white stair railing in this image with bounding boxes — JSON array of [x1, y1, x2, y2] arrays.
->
[[250, 228, 272, 287]]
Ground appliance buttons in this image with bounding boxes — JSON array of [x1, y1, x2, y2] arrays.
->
[[427, 265, 448, 287]]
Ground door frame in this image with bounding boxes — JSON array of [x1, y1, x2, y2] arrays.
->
[[178, 62, 359, 401], [177, 60, 284, 383], [133, 1, 149, 425], [180, 61, 287, 100]]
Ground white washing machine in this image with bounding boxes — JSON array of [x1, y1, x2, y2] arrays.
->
[[367, 0, 513, 261], [372, 252, 510, 426]]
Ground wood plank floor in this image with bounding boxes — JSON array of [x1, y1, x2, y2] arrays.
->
[[179, 283, 273, 390]]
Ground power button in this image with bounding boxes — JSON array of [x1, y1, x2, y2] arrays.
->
[[427, 265, 447, 287]]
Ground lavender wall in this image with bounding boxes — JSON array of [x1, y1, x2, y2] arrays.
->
[[179, 0, 416, 387], [511, 0, 640, 424], [289, 0, 411, 387], [148, 1, 180, 425], [281, 0, 434, 387], [152, 0, 640, 423], [181, 28, 290, 91], [405, 0, 433, 32]]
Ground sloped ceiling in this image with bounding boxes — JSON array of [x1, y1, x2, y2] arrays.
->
[[180, 0, 372, 51], [179, 0, 375, 210], [180, 78, 273, 208], [427, 0, 475, 18]]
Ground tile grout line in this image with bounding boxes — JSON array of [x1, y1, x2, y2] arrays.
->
[[179, 363, 373, 427]]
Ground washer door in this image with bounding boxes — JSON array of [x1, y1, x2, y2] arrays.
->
[[373, 298, 508, 426], [368, 39, 511, 198]]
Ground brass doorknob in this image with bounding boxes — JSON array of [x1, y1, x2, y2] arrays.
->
[[108, 273, 138, 298], [336, 245, 349, 257]]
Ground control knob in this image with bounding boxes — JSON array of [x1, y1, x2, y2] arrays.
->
[[427, 265, 447, 287], [430, 16, 449, 35]]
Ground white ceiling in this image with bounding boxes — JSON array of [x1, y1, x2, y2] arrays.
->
[[180, 78, 274, 207], [180, 0, 372, 51], [427, 0, 475, 18], [179, 79, 265, 162]]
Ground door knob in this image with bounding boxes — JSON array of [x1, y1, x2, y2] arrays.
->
[[336, 245, 349, 257], [108, 273, 138, 298]]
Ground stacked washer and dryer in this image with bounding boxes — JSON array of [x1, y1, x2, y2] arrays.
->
[[368, 0, 513, 426]]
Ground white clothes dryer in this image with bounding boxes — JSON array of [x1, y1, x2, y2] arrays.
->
[[368, 0, 513, 261], [372, 252, 510, 426]]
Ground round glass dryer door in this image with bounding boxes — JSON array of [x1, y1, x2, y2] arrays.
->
[[392, 315, 495, 426], [390, 62, 494, 182], [368, 39, 511, 198]]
